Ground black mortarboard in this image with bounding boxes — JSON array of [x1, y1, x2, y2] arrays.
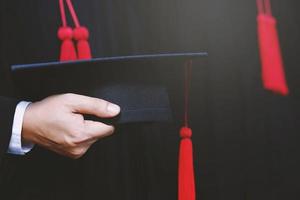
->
[[11, 53, 207, 125]]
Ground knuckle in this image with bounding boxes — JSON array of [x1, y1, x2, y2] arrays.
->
[[63, 93, 76, 102], [62, 137, 77, 148], [69, 125, 84, 136], [63, 126, 87, 147], [72, 128, 88, 143], [63, 93, 74, 98], [69, 148, 86, 159]]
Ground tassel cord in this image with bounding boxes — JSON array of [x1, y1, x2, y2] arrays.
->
[[59, 0, 67, 27], [264, 0, 273, 16], [184, 60, 193, 127], [59, 0, 81, 28], [257, 0, 273, 16], [65, 0, 81, 28]]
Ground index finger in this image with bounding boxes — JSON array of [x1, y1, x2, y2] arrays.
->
[[67, 94, 121, 118]]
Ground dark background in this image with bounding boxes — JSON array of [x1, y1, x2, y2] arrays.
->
[[183, 1, 300, 199], [109, 0, 300, 199], [1, 0, 300, 199]]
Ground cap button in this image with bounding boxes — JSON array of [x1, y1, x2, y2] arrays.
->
[[180, 127, 192, 138], [73, 26, 89, 40], [58, 27, 73, 40]]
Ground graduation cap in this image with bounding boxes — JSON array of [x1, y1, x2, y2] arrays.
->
[[11, 53, 207, 124], [11, 52, 207, 200], [11, 0, 208, 199]]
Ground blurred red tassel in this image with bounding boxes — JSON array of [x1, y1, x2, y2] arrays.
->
[[73, 27, 92, 60], [178, 127, 195, 200], [257, 0, 289, 95], [58, 27, 77, 61]]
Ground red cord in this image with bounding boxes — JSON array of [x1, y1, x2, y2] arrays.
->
[[257, 0, 264, 14], [66, 0, 81, 28], [264, 0, 273, 16], [59, 0, 67, 27], [257, 0, 273, 16], [59, 0, 81, 28], [184, 60, 193, 127]]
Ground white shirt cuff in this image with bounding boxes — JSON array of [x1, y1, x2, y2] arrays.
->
[[7, 101, 34, 155]]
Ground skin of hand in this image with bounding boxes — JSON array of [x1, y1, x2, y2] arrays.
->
[[21, 93, 121, 159]]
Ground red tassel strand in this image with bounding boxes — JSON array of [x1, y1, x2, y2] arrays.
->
[[58, 27, 77, 61], [73, 27, 92, 59], [257, 0, 289, 95], [178, 61, 196, 200], [58, 0, 77, 61]]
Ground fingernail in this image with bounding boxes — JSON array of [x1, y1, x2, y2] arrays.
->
[[107, 103, 121, 115]]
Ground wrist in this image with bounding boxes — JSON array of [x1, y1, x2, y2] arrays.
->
[[22, 102, 37, 145]]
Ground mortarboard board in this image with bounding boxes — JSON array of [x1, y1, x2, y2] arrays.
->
[[11, 52, 207, 200], [11, 52, 207, 124]]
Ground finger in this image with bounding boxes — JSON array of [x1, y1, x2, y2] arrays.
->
[[84, 120, 115, 139], [67, 94, 120, 118]]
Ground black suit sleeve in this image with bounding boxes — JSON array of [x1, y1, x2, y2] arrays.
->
[[0, 97, 19, 163]]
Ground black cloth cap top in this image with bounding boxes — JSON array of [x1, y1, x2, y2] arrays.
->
[[11, 52, 207, 124]]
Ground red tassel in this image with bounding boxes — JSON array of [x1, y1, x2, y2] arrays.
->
[[257, 0, 289, 95], [73, 26, 92, 60], [58, 0, 92, 61], [178, 61, 196, 200], [179, 127, 195, 200], [58, 27, 77, 61]]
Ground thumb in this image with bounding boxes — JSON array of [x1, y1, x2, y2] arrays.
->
[[67, 94, 120, 118]]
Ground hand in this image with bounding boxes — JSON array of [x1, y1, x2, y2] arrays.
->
[[21, 93, 120, 159]]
